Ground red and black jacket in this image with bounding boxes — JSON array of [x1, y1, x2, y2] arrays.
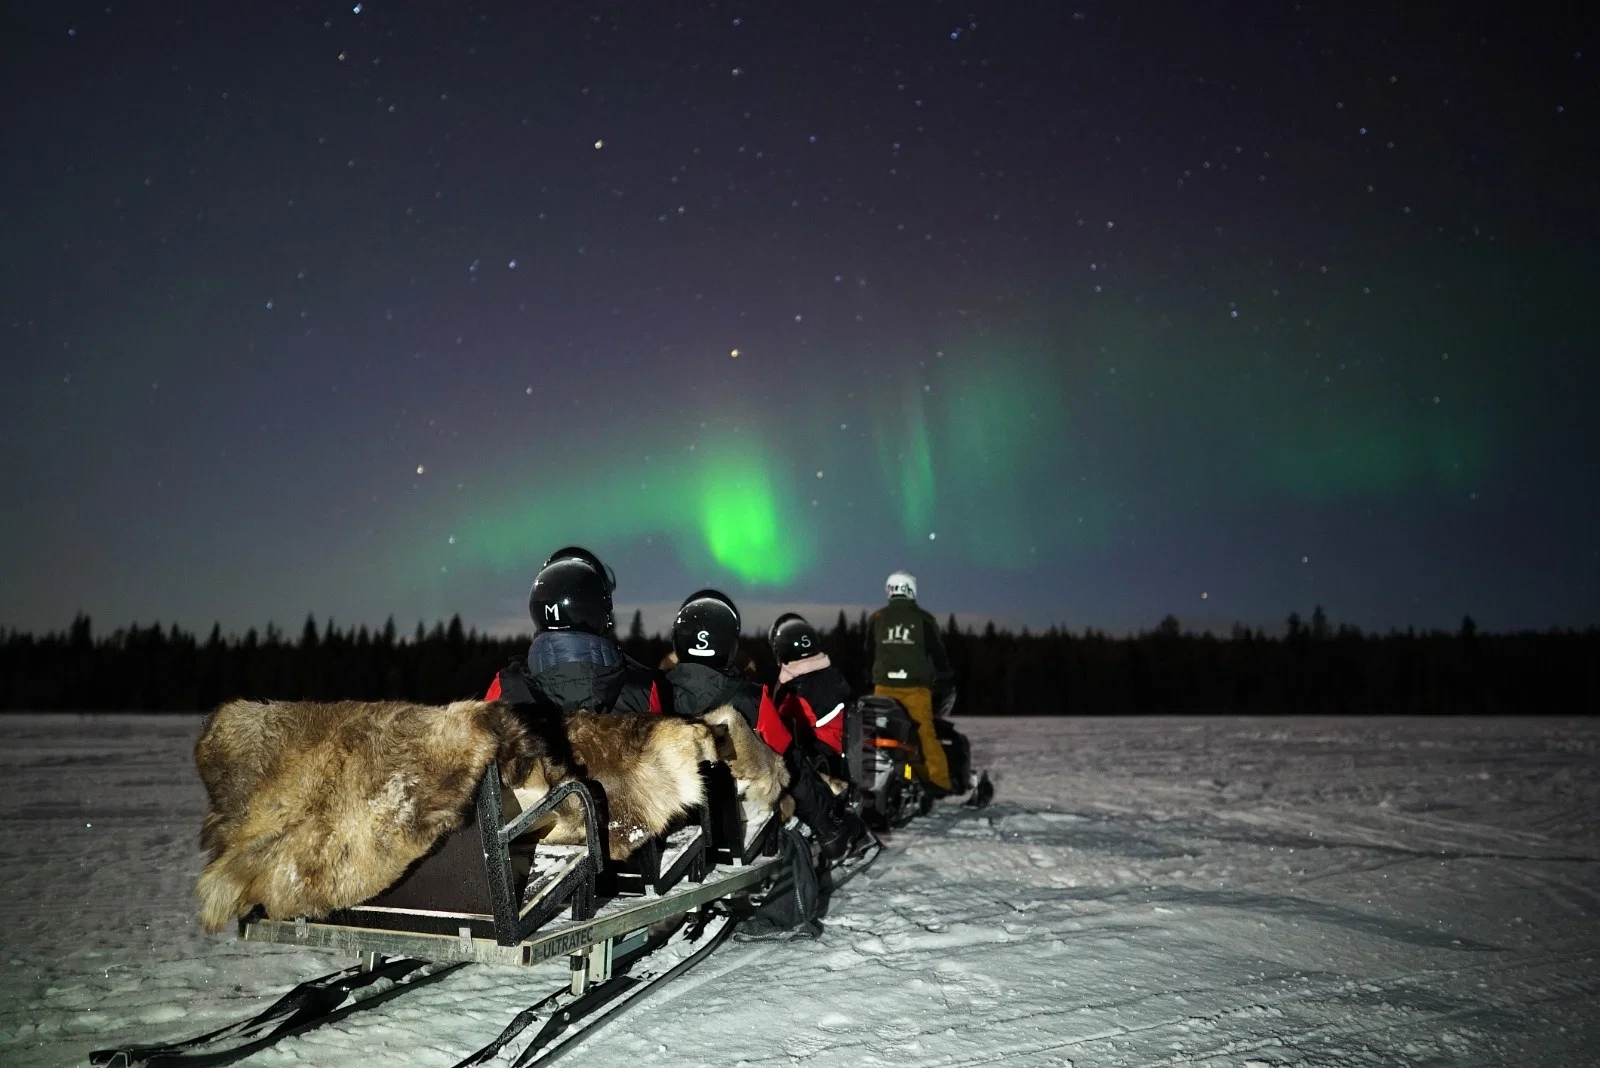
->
[[774, 663, 852, 756]]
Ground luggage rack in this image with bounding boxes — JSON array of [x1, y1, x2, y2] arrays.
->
[[241, 761, 784, 971]]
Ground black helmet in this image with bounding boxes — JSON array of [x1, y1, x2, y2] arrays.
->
[[528, 555, 614, 635], [543, 545, 617, 593], [768, 612, 821, 665], [673, 589, 741, 670]]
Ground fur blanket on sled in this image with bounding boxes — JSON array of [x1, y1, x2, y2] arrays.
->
[[193, 698, 788, 934]]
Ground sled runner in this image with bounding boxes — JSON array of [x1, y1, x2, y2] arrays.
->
[[87, 956, 465, 1068], [449, 905, 740, 1067]]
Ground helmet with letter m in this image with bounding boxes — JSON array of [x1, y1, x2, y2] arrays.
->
[[528, 547, 614, 635]]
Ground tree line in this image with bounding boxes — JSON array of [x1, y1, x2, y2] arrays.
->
[[0, 609, 1593, 715]]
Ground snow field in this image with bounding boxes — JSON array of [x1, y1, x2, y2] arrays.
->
[[1, 714, 1597, 1066]]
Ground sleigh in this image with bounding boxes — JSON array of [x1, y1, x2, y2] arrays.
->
[[96, 762, 789, 1068], [92, 700, 801, 1068], [238, 758, 785, 969]]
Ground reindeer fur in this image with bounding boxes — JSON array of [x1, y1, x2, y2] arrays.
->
[[193, 698, 788, 933]]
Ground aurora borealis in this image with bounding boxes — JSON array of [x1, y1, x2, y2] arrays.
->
[[2, 2, 1596, 637]]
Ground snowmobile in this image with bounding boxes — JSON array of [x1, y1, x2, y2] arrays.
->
[[845, 694, 933, 829], [843, 693, 988, 827]]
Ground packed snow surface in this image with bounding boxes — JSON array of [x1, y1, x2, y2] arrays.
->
[[2, 714, 1597, 1067]]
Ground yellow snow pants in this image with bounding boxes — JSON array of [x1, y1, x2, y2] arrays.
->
[[873, 684, 951, 792]]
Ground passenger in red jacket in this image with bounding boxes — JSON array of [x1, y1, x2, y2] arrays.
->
[[768, 612, 853, 771]]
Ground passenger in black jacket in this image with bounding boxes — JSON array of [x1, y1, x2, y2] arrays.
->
[[664, 589, 864, 861], [484, 546, 670, 715], [664, 589, 784, 737]]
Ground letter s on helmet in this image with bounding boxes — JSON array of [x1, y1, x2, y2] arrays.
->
[[768, 612, 821, 665], [672, 589, 741, 670], [885, 570, 917, 600]]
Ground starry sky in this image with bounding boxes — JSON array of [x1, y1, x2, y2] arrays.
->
[[3, 1, 1597, 639]]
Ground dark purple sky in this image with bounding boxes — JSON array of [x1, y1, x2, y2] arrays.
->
[[3, 1, 1597, 639]]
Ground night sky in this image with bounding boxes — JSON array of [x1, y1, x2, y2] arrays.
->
[[3, 1, 1597, 639]]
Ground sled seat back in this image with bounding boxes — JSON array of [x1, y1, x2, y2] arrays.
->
[[324, 764, 605, 946], [842, 698, 865, 786], [700, 761, 781, 866], [606, 802, 714, 898]]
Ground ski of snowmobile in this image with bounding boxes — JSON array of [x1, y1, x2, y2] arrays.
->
[[964, 769, 995, 807], [86, 955, 466, 1068], [451, 908, 738, 1067]]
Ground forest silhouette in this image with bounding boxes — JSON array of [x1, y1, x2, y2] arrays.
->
[[2, 609, 1592, 715]]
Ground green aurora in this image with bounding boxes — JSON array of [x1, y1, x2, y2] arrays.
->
[[421, 278, 1509, 599], [442, 430, 813, 588]]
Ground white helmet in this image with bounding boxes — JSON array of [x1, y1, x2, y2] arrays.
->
[[885, 570, 917, 600]]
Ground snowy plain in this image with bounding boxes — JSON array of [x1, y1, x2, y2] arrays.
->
[[1, 713, 1597, 1068]]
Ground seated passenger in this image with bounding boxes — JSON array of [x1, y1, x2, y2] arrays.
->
[[664, 588, 788, 745], [664, 590, 864, 861], [486, 546, 670, 715], [768, 612, 853, 770]]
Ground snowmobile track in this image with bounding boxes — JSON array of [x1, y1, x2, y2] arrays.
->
[[743, 943, 1600, 1068]]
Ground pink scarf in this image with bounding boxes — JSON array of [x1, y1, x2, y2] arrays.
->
[[778, 652, 831, 686]]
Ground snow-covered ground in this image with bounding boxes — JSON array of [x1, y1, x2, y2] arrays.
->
[[2, 713, 1597, 1067]]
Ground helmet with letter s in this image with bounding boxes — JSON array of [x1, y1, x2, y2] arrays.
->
[[768, 612, 822, 665], [672, 589, 741, 670]]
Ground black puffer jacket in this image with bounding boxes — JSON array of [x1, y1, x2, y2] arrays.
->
[[666, 661, 763, 727], [486, 631, 668, 715]]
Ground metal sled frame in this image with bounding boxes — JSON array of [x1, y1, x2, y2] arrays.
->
[[241, 763, 783, 971], [94, 725, 899, 1068]]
